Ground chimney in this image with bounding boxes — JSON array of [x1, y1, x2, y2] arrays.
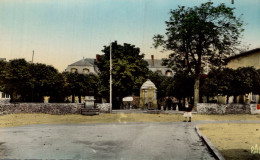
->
[[151, 55, 154, 66], [96, 54, 100, 63]]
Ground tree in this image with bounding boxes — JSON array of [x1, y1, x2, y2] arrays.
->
[[63, 72, 98, 103], [147, 71, 168, 99], [254, 69, 260, 95], [0, 59, 67, 102], [200, 68, 235, 103], [201, 67, 260, 103], [97, 41, 150, 109], [232, 67, 259, 102], [171, 71, 194, 102], [0, 59, 32, 101], [153, 2, 244, 107], [29, 63, 66, 102]]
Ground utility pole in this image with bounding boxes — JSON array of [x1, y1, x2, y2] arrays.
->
[[32, 50, 34, 102], [110, 42, 112, 113], [32, 50, 34, 63]]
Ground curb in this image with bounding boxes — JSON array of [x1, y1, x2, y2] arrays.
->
[[195, 125, 225, 160]]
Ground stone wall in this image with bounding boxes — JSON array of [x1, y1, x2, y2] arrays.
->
[[0, 103, 83, 115], [96, 103, 110, 113], [197, 103, 251, 114], [0, 99, 10, 104]]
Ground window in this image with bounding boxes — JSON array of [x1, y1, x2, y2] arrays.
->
[[165, 70, 173, 76], [83, 68, 89, 74], [156, 70, 162, 75], [71, 68, 78, 73], [1, 93, 9, 98]]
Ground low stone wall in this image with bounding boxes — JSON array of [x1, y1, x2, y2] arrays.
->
[[0, 99, 10, 104], [197, 103, 251, 114], [96, 103, 110, 113], [0, 103, 83, 115]]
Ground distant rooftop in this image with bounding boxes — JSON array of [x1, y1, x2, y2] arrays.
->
[[226, 48, 260, 61], [68, 58, 167, 68], [68, 58, 95, 66]]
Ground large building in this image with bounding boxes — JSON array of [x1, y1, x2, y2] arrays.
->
[[65, 55, 174, 76], [216, 48, 260, 104], [145, 55, 173, 77], [226, 48, 260, 69], [65, 57, 99, 74]]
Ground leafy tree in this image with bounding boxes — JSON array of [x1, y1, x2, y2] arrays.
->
[[254, 69, 260, 95], [29, 63, 66, 102], [97, 41, 150, 109], [201, 67, 260, 103], [201, 68, 235, 103], [171, 72, 194, 101], [63, 72, 98, 103], [0, 59, 32, 102], [0, 59, 67, 102], [153, 2, 244, 107], [232, 67, 259, 102], [0, 60, 7, 92], [147, 71, 167, 99]]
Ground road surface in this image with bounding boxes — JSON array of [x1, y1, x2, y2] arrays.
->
[[0, 122, 215, 160]]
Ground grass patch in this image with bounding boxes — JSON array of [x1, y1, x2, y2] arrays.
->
[[0, 113, 259, 128], [0, 113, 182, 128], [200, 123, 260, 160]]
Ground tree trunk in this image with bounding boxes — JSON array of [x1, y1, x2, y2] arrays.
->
[[10, 92, 14, 102], [194, 77, 200, 111], [79, 95, 81, 103], [72, 94, 75, 103], [226, 95, 229, 104], [233, 95, 237, 103]]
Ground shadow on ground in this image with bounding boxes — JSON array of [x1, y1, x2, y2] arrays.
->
[[220, 149, 260, 160]]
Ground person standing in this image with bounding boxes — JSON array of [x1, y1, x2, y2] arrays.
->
[[166, 97, 172, 110], [183, 99, 193, 122]]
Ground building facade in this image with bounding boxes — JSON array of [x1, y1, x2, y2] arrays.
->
[[226, 48, 260, 69], [65, 58, 99, 75], [216, 48, 260, 104], [65, 55, 174, 76], [145, 55, 174, 77]]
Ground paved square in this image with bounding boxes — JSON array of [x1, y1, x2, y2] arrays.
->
[[0, 122, 214, 159]]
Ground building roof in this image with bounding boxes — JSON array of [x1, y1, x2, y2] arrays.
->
[[144, 59, 167, 68], [69, 58, 167, 68], [141, 79, 157, 90], [226, 48, 260, 62], [68, 58, 95, 66]]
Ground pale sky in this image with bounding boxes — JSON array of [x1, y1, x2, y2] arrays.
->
[[0, 0, 259, 71]]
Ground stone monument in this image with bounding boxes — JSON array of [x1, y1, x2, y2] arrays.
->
[[85, 96, 95, 109], [140, 79, 157, 109]]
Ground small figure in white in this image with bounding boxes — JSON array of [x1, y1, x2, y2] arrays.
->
[[183, 98, 193, 122]]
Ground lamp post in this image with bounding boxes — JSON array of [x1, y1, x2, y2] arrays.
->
[[110, 42, 112, 113]]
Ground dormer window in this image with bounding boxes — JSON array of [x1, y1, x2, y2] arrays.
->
[[165, 70, 173, 76], [71, 68, 78, 73], [156, 70, 162, 75], [83, 68, 90, 74]]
